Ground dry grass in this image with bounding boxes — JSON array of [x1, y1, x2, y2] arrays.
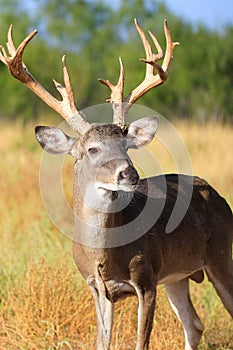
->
[[147, 121, 233, 206], [0, 120, 232, 350], [0, 261, 232, 350]]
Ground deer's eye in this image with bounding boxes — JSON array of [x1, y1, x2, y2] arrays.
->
[[88, 147, 99, 155]]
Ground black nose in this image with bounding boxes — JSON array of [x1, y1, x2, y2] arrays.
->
[[118, 166, 139, 185]]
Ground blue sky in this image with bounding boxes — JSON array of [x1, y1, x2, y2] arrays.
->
[[163, 0, 233, 30], [26, 0, 233, 31], [107, 0, 233, 31], [25, 0, 233, 34]]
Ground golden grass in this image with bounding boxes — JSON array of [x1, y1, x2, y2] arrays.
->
[[147, 120, 233, 207], [0, 260, 232, 350], [0, 120, 232, 349], [176, 121, 233, 205]]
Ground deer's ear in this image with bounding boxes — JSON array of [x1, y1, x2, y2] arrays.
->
[[126, 116, 159, 149], [35, 126, 78, 157]]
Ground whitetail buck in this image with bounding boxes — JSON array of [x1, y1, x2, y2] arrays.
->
[[1, 19, 233, 350]]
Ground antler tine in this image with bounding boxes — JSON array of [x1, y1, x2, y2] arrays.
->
[[99, 19, 179, 127], [126, 19, 179, 106], [0, 25, 37, 66], [6, 24, 17, 54], [99, 57, 126, 126], [53, 55, 89, 132], [0, 25, 90, 134], [133, 18, 155, 78], [162, 20, 180, 72]]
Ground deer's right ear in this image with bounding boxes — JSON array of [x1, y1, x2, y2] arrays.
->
[[126, 116, 159, 149], [35, 126, 78, 157]]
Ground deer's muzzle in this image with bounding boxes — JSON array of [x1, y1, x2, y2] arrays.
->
[[118, 166, 139, 185]]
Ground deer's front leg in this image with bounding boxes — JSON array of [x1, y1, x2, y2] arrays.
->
[[88, 280, 114, 350], [133, 284, 156, 350]]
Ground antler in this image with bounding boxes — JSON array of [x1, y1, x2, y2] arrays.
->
[[0, 25, 90, 134], [99, 19, 179, 126]]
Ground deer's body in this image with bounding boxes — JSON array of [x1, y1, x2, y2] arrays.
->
[[1, 19, 232, 350], [73, 173, 232, 297], [69, 124, 233, 350]]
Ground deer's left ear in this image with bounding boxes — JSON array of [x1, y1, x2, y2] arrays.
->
[[126, 116, 159, 149]]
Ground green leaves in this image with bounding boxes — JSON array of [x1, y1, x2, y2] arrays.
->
[[0, 0, 232, 122]]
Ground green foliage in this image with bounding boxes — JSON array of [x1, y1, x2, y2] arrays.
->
[[0, 0, 232, 122]]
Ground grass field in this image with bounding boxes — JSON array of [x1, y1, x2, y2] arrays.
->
[[0, 120, 232, 350]]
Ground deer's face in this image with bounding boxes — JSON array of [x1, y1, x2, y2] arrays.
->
[[74, 124, 139, 194], [35, 116, 158, 196]]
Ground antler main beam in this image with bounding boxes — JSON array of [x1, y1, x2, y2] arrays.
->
[[99, 19, 179, 126], [0, 25, 90, 134]]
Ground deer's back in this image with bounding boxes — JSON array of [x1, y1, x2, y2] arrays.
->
[[139, 174, 233, 236]]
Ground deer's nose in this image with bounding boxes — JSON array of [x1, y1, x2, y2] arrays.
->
[[117, 165, 139, 186]]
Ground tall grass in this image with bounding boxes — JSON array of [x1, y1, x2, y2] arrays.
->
[[0, 120, 232, 349]]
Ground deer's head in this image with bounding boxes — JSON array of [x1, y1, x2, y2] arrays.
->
[[35, 117, 158, 199], [0, 19, 178, 200]]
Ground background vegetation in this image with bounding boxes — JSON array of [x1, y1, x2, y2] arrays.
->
[[0, 0, 233, 123], [0, 0, 232, 349]]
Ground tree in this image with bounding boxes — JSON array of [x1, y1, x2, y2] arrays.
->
[[0, 0, 232, 122]]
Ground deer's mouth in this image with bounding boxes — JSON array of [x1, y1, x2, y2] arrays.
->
[[97, 181, 139, 194]]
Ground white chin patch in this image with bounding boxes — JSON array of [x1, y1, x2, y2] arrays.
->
[[84, 183, 114, 209], [84, 182, 134, 212], [97, 187, 113, 199], [96, 182, 118, 194]]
